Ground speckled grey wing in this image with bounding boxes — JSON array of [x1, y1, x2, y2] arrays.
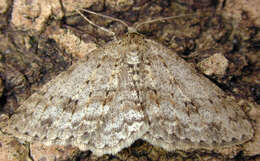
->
[[5, 44, 149, 156], [142, 39, 253, 151]]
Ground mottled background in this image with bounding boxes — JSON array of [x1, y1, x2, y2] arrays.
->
[[0, 0, 259, 161]]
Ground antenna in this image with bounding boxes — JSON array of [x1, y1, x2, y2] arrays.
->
[[75, 9, 116, 37], [134, 13, 197, 31], [76, 8, 198, 35], [79, 9, 129, 28]]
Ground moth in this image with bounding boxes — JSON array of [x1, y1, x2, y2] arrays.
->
[[3, 9, 253, 156]]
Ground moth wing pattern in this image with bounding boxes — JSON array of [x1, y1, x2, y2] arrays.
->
[[5, 41, 149, 156], [4, 33, 253, 156], [142, 38, 253, 150]]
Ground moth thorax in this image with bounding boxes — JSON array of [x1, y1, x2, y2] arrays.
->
[[126, 51, 141, 65]]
